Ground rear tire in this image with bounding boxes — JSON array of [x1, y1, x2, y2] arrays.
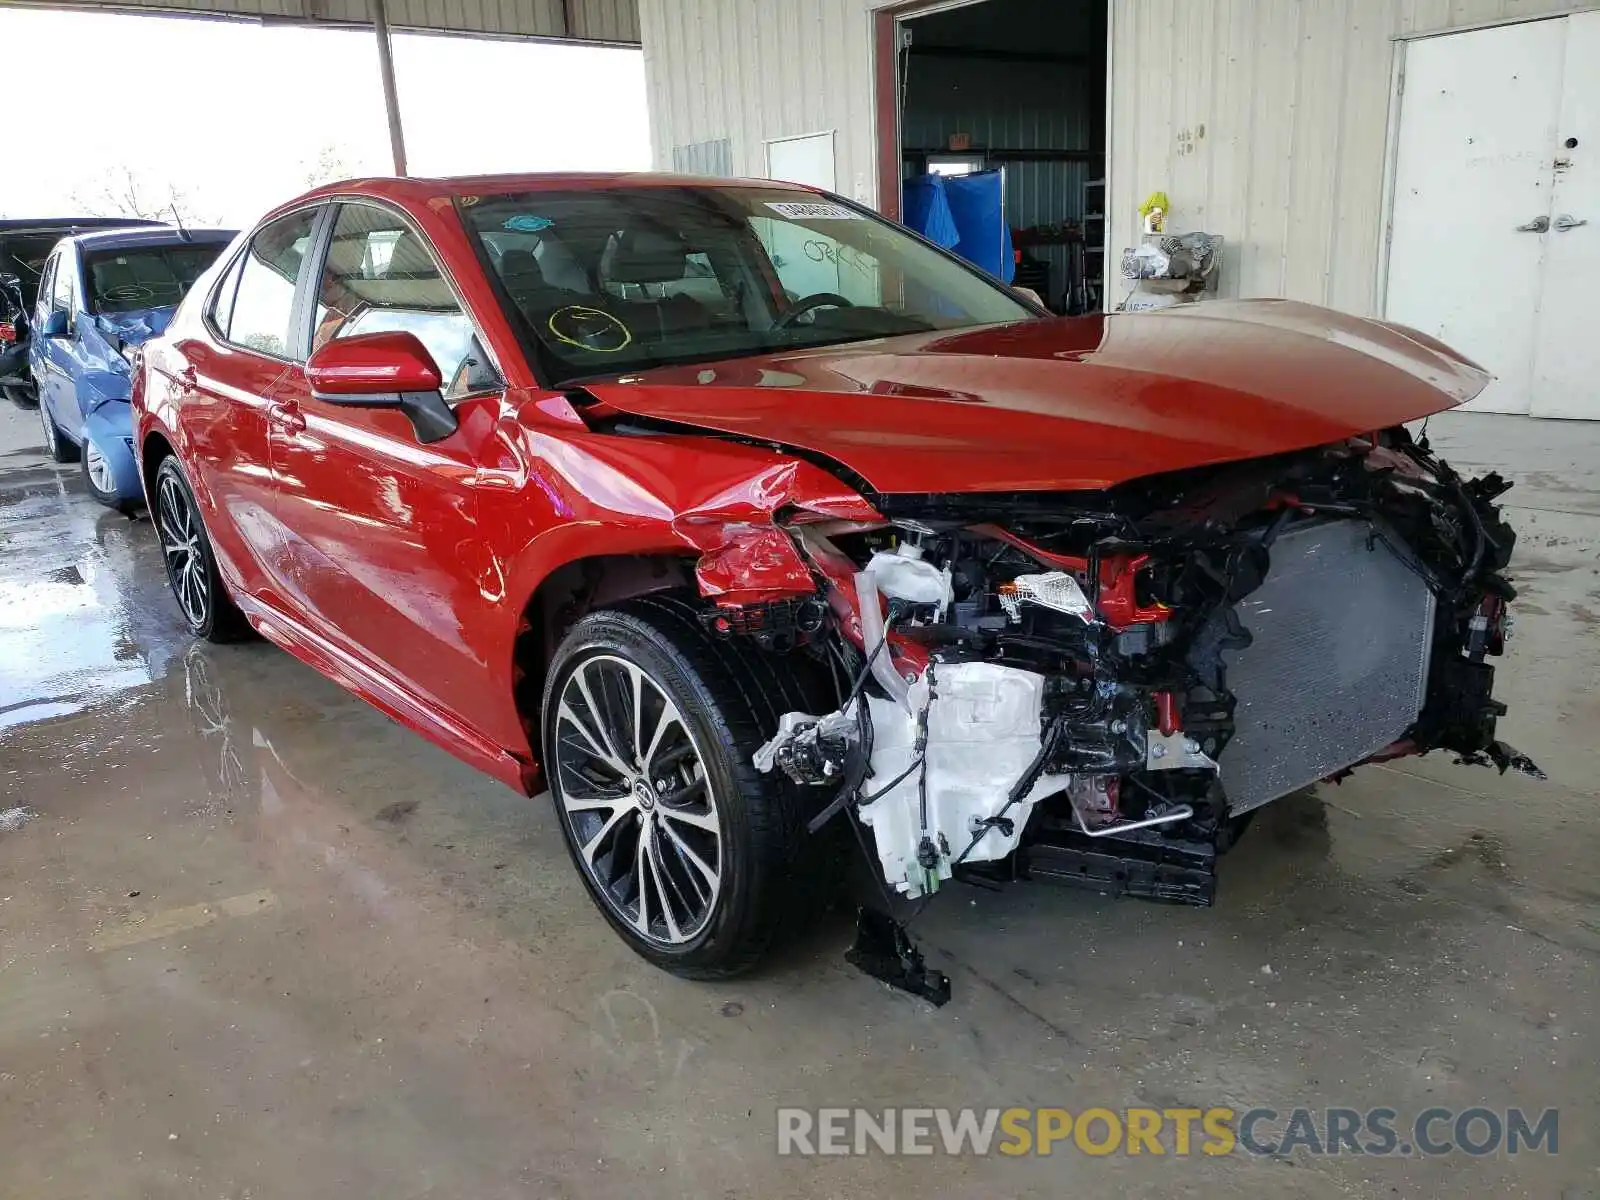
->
[[541, 594, 839, 978], [39, 398, 78, 464], [4, 383, 37, 409], [153, 456, 250, 643]]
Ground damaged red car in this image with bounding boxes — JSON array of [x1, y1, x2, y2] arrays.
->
[[133, 174, 1536, 991]]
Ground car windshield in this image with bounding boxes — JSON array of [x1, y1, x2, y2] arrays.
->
[[457, 185, 1035, 383], [84, 243, 226, 314]]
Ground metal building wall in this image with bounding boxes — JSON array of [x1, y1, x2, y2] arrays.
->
[[1107, 0, 1583, 315], [639, 0, 1587, 314], [638, 0, 882, 201], [4, 0, 640, 42]]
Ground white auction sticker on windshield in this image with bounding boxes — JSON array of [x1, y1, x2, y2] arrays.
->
[[765, 201, 862, 220]]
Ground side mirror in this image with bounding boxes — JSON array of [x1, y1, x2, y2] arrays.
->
[[39, 310, 70, 339], [305, 330, 458, 444]]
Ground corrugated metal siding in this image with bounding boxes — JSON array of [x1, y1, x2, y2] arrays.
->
[[11, 0, 640, 41], [901, 54, 1097, 226], [1107, 0, 1582, 314], [639, 0, 881, 200], [638, 0, 1589, 314]]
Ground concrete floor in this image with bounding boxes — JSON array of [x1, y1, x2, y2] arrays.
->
[[1, 401, 1598, 1199]]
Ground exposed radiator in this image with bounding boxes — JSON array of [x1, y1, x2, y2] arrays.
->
[[1218, 519, 1436, 814]]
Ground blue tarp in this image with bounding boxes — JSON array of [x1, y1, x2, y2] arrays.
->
[[901, 175, 960, 250], [901, 170, 1013, 284]]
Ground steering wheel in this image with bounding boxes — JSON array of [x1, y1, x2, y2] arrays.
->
[[774, 292, 855, 329]]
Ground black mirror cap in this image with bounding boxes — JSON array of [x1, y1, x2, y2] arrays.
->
[[309, 387, 459, 444]]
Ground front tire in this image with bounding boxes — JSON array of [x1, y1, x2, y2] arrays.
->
[[81, 437, 138, 514], [541, 595, 835, 978], [153, 457, 250, 642]]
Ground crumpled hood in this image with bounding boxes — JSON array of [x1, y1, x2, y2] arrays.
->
[[582, 299, 1491, 495], [70, 306, 178, 414], [92, 305, 176, 350]]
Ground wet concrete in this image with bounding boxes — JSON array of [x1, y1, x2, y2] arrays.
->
[[2, 401, 1598, 1199]]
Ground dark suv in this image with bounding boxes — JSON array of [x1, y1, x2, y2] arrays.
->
[[1, 218, 159, 407]]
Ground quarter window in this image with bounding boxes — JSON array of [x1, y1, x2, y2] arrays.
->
[[312, 204, 487, 395], [228, 208, 319, 359], [210, 251, 245, 337]]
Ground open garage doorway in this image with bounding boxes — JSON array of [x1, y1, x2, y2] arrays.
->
[[878, 0, 1108, 314]]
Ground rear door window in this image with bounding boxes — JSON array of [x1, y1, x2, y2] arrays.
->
[[227, 208, 320, 359]]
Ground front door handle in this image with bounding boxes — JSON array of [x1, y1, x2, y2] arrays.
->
[[267, 401, 307, 435], [1553, 214, 1589, 231], [1515, 215, 1550, 233]]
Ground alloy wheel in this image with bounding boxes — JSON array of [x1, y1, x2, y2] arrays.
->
[[156, 473, 209, 629], [553, 653, 722, 946], [85, 439, 116, 494]]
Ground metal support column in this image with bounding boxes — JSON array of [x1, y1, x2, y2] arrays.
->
[[370, 0, 408, 175]]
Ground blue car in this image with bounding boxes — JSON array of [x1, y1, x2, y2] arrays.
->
[[31, 226, 236, 510]]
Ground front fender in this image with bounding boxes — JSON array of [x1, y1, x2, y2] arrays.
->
[[83, 402, 142, 500], [491, 419, 880, 700]]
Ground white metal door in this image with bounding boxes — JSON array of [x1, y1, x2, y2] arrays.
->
[[766, 132, 836, 191], [1385, 19, 1567, 415], [1530, 11, 1600, 418], [763, 133, 843, 299]]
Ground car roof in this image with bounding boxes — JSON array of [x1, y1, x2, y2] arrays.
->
[[0, 217, 163, 237], [291, 171, 824, 211], [69, 227, 238, 250]]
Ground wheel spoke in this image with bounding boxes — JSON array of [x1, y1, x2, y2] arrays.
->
[[660, 803, 719, 834], [642, 700, 683, 774], [631, 842, 650, 935], [562, 792, 627, 813], [644, 823, 683, 941], [657, 818, 716, 902], [556, 700, 628, 776], [627, 662, 645, 765], [573, 666, 628, 768], [579, 804, 635, 867], [185, 560, 207, 622]]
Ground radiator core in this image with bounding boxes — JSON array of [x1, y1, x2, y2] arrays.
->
[[1218, 519, 1436, 814]]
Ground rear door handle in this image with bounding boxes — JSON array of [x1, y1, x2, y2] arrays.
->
[[1553, 214, 1589, 231], [1515, 216, 1549, 233], [267, 401, 307, 435]]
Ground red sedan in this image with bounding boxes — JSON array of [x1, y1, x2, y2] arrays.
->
[[133, 173, 1533, 989]]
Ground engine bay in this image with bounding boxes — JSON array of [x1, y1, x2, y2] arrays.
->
[[743, 425, 1539, 905]]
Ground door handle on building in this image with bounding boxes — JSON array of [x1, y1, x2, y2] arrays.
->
[[1553, 214, 1588, 231], [1515, 216, 1549, 233]]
